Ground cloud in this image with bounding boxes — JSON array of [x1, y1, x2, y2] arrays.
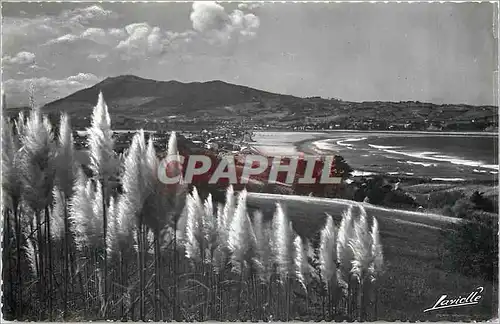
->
[[190, 2, 230, 32], [44, 26, 127, 47], [3, 51, 36, 65], [81, 27, 107, 43], [116, 23, 171, 58], [61, 5, 116, 24], [43, 33, 79, 45], [4, 73, 102, 107], [2, 51, 48, 79], [3, 4, 120, 53], [66, 72, 100, 83], [166, 30, 197, 43], [109, 28, 127, 38], [228, 10, 260, 38], [87, 53, 108, 61], [119, 23, 152, 49], [189, 2, 261, 44], [237, 3, 264, 10]]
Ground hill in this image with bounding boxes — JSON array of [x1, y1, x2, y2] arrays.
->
[[41, 75, 296, 118], [5, 75, 498, 131]]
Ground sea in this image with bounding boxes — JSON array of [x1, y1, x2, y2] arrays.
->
[[252, 131, 499, 182]]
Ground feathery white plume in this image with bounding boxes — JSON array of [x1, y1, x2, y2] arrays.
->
[[270, 202, 292, 279], [293, 234, 307, 291], [212, 202, 228, 273], [15, 111, 26, 140], [184, 188, 203, 261], [144, 135, 157, 190], [252, 210, 271, 282], [115, 193, 136, 254], [167, 131, 179, 159], [55, 113, 76, 198], [164, 131, 183, 185], [93, 177, 104, 225], [19, 106, 56, 212], [25, 237, 38, 277], [348, 205, 373, 283], [212, 185, 235, 267], [121, 130, 147, 221], [86, 92, 116, 180], [50, 186, 65, 241], [369, 217, 384, 282], [306, 239, 320, 283], [176, 204, 189, 247], [69, 168, 103, 250], [228, 189, 256, 273], [106, 195, 119, 257], [319, 213, 337, 286], [145, 135, 157, 173], [204, 194, 214, 228], [337, 205, 355, 288], [221, 185, 235, 236], [202, 194, 218, 263], [215, 202, 224, 231], [141, 135, 167, 231], [164, 131, 188, 228], [2, 119, 22, 210], [146, 228, 155, 255]]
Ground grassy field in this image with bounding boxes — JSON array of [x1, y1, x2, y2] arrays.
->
[[247, 193, 498, 321]]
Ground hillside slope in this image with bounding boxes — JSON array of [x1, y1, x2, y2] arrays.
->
[[246, 192, 497, 321], [42, 75, 297, 117]]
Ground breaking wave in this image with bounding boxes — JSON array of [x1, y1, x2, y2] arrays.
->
[[406, 161, 437, 167], [312, 139, 337, 151], [351, 170, 377, 177], [431, 178, 466, 182], [368, 144, 402, 150], [369, 145, 498, 171], [337, 137, 368, 147]]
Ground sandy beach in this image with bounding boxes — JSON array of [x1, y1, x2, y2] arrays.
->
[[250, 131, 327, 155], [251, 131, 498, 183]]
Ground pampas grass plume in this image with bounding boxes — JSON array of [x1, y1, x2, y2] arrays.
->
[[348, 205, 373, 283], [271, 202, 291, 278], [319, 213, 337, 285], [293, 234, 307, 291], [369, 217, 384, 282]]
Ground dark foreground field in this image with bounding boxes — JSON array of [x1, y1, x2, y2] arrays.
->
[[247, 193, 498, 321]]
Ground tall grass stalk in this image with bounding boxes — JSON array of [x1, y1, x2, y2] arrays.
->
[[348, 205, 373, 321], [55, 113, 76, 318], [228, 189, 256, 315], [369, 217, 384, 320], [121, 130, 147, 319], [87, 92, 116, 314], [270, 202, 293, 320], [2, 118, 23, 316], [164, 131, 187, 321], [319, 213, 338, 319], [19, 106, 55, 319]]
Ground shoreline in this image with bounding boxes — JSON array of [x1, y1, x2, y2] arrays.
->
[[257, 129, 498, 137], [293, 135, 498, 186]]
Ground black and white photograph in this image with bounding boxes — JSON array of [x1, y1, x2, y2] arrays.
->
[[1, 1, 498, 322]]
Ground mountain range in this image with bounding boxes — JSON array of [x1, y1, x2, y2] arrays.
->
[[7, 75, 498, 131]]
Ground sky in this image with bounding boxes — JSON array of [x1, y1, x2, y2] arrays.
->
[[2, 1, 498, 107]]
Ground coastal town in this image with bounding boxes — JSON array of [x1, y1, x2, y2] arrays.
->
[[72, 125, 256, 155]]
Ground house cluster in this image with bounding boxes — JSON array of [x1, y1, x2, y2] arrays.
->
[[289, 117, 497, 132], [183, 127, 255, 153]]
